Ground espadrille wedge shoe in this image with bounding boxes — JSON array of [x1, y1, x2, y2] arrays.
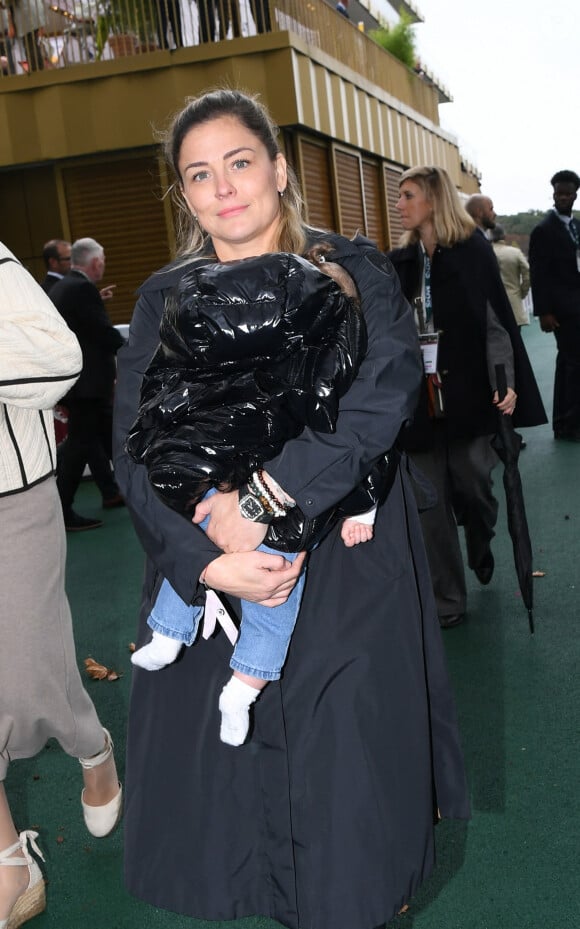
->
[[0, 831, 45, 929]]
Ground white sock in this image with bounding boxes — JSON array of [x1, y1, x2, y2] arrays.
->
[[218, 676, 262, 746], [131, 631, 183, 671]]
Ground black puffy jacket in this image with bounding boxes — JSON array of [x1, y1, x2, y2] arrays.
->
[[126, 252, 368, 522]]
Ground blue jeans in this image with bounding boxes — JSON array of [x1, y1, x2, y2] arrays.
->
[[147, 490, 304, 681]]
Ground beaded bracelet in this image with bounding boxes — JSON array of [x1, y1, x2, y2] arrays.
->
[[248, 472, 287, 518], [256, 469, 293, 510], [259, 470, 296, 509], [245, 475, 275, 512], [253, 472, 287, 516]]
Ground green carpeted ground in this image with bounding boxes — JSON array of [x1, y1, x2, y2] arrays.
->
[[6, 320, 580, 928]]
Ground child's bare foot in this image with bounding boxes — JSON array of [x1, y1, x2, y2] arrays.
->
[[341, 519, 374, 547]]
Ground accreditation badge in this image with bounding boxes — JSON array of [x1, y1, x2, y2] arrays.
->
[[419, 331, 439, 374]]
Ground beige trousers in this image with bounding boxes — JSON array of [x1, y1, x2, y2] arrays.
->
[[0, 476, 104, 779]]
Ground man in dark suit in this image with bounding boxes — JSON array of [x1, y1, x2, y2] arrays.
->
[[529, 169, 580, 442], [41, 239, 71, 294], [51, 238, 126, 530]]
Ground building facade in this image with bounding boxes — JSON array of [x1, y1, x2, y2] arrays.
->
[[0, 0, 479, 323]]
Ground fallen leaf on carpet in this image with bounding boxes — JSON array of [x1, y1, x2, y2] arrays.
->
[[84, 657, 122, 681]]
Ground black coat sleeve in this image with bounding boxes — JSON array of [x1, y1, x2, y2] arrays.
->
[[112, 286, 220, 607], [265, 239, 423, 518], [60, 280, 125, 353], [465, 236, 547, 427]]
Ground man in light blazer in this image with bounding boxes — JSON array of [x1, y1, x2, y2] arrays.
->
[[491, 225, 530, 328]]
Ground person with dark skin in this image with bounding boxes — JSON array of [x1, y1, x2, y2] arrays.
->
[[529, 170, 580, 441]]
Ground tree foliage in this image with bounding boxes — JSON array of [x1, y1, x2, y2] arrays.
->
[[497, 210, 580, 234], [369, 15, 416, 69], [496, 211, 544, 235]]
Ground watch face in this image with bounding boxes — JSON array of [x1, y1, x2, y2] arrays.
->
[[239, 493, 265, 521]]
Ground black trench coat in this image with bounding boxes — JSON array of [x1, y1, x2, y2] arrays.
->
[[389, 234, 547, 451], [113, 233, 470, 929]]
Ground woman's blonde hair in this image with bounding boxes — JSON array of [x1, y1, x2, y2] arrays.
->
[[398, 165, 475, 247], [161, 88, 307, 258]]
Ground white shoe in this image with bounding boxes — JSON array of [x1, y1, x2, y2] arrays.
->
[[79, 728, 123, 837], [0, 831, 45, 929]]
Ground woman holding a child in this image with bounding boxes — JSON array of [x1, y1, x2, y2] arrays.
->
[[113, 89, 470, 929]]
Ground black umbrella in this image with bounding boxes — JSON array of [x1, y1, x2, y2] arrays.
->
[[491, 364, 535, 633]]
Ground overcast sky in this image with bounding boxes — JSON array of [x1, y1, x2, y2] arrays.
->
[[411, 0, 578, 214]]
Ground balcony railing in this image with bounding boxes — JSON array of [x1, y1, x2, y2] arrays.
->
[[0, 0, 442, 116]]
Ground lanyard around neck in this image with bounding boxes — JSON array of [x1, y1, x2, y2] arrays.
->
[[423, 252, 432, 322]]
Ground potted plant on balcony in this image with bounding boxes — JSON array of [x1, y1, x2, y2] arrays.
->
[[368, 14, 416, 69], [96, 0, 159, 59]]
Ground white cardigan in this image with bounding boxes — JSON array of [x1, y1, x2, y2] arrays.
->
[[0, 243, 82, 496]]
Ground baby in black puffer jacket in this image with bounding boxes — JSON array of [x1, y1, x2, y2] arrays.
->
[[126, 247, 382, 745]]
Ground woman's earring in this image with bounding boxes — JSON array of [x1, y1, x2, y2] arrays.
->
[[278, 189, 285, 198]]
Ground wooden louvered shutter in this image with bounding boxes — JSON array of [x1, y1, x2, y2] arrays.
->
[[61, 155, 172, 325], [299, 139, 335, 231], [384, 164, 404, 250], [361, 159, 387, 250], [335, 149, 364, 239]]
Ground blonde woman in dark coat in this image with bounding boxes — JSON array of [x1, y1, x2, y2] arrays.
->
[[389, 166, 546, 629]]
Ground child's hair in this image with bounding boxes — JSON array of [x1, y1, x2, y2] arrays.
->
[[305, 243, 360, 306]]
